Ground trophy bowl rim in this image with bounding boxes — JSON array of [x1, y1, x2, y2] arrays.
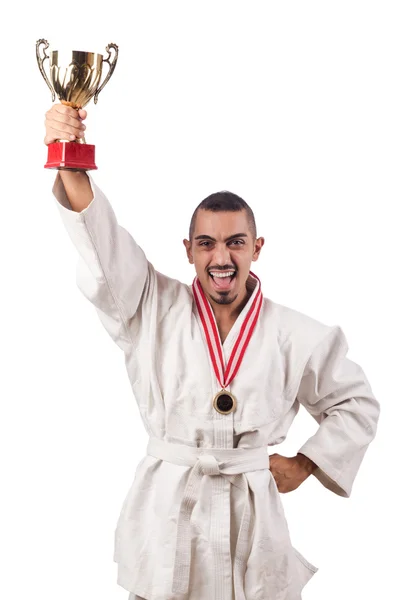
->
[[50, 50, 104, 60]]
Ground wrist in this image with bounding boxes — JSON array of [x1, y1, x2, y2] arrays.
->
[[296, 453, 317, 475]]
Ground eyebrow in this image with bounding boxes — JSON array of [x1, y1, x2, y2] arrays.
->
[[194, 233, 248, 242]]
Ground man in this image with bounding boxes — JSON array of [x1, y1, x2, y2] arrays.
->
[[44, 103, 380, 600]]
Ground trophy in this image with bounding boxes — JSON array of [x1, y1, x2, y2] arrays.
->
[[36, 39, 118, 170]]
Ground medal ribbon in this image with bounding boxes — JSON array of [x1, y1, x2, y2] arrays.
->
[[192, 271, 263, 390]]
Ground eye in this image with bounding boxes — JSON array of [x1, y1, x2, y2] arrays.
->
[[229, 240, 245, 245], [199, 241, 211, 246]]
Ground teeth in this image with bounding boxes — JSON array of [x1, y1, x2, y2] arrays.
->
[[210, 271, 235, 278]]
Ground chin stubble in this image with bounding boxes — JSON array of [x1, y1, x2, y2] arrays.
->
[[209, 292, 239, 305]]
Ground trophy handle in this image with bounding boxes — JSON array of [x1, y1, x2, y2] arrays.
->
[[94, 43, 119, 104], [36, 39, 55, 102]]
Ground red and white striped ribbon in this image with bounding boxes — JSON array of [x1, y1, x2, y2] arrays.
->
[[192, 271, 263, 390]]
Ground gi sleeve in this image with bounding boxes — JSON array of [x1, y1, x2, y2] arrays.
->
[[296, 325, 380, 498], [52, 172, 149, 352]]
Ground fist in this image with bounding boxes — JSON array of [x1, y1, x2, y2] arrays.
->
[[44, 103, 87, 145], [269, 452, 317, 494]]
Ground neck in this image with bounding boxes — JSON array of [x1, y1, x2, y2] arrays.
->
[[209, 274, 256, 323]]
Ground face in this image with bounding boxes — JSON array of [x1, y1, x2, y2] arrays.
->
[[183, 209, 265, 310]]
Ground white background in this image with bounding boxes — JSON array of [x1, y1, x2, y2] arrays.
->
[[0, 1, 394, 599]]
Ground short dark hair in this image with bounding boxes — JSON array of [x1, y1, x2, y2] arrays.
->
[[189, 190, 257, 241]]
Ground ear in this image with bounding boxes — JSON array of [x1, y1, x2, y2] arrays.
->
[[183, 239, 194, 264], [252, 236, 265, 262]]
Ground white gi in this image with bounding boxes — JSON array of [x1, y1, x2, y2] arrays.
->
[[52, 173, 380, 600]]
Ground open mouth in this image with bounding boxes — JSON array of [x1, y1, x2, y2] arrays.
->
[[208, 270, 237, 290]]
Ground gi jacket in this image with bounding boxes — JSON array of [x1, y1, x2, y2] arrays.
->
[[52, 173, 380, 600]]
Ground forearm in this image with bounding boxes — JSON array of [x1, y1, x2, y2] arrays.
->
[[58, 170, 93, 212], [52, 172, 150, 338]]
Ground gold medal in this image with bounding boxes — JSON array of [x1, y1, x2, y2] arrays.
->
[[213, 390, 237, 415]]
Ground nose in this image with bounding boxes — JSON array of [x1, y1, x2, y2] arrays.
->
[[212, 243, 232, 266]]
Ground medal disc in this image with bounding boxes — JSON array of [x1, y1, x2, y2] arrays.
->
[[213, 390, 237, 415]]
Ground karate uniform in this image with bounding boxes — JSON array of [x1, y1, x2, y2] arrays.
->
[[52, 173, 380, 600]]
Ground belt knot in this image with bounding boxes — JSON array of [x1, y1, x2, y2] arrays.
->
[[198, 454, 221, 476]]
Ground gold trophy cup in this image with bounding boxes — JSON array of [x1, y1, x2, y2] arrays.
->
[[36, 39, 118, 170]]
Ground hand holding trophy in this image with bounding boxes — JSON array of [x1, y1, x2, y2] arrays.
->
[[36, 39, 118, 170]]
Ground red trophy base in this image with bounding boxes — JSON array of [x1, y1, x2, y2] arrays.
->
[[44, 141, 98, 170]]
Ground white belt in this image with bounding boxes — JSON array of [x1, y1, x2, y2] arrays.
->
[[147, 437, 270, 600]]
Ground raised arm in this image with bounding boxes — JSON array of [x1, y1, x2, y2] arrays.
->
[[45, 104, 149, 352]]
